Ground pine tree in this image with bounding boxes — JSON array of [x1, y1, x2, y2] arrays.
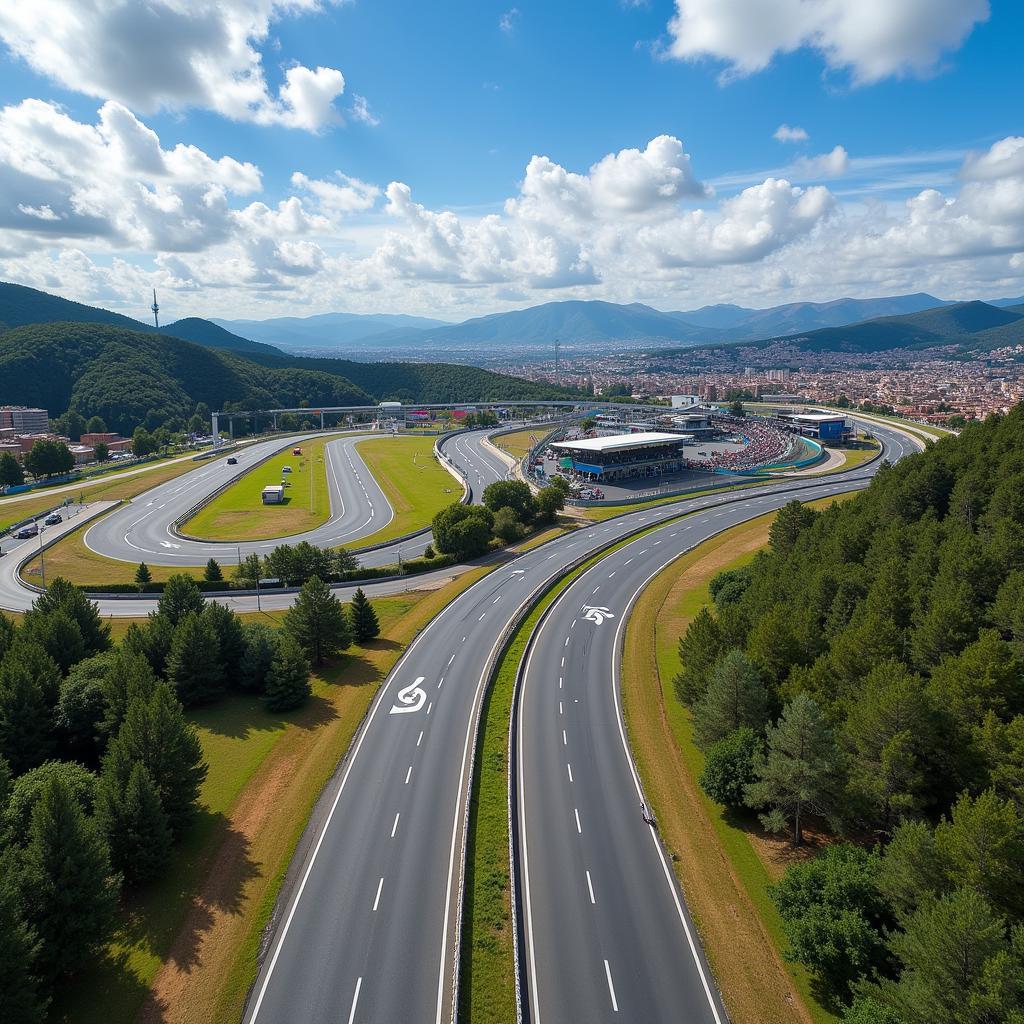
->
[[166, 612, 224, 706], [673, 607, 723, 706], [692, 649, 768, 749], [96, 761, 171, 884], [102, 684, 207, 836], [239, 623, 278, 693], [157, 574, 205, 627], [21, 608, 85, 675], [4, 638, 62, 708], [348, 588, 380, 643], [283, 576, 351, 665], [20, 776, 119, 980], [204, 558, 223, 583], [0, 611, 14, 661], [264, 634, 311, 712], [0, 862, 45, 1024], [134, 562, 152, 592], [122, 612, 175, 677], [202, 602, 246, 681], [745, 692, 841, 846], [30, 578, 110, 655], [0, 659, 54, 774], [769, 500, 816, 555], [99, 646, 157, 738]]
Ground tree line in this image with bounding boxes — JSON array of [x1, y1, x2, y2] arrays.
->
[[673, 404, 1024, 1023], [0, 574, 379, 1020]]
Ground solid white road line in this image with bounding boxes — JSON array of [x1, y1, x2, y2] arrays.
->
[[586, 869, 596, 904], [604, 960, 619, 1012], [391, 813, 400, 838], [347, 977, 362, 1024], [373, 877, 384, 912]]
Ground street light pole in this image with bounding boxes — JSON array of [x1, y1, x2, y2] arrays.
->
[[38, 524, 45, 590]]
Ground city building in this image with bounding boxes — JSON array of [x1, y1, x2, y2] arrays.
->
[[771, 410, 850, 441], [549, 431, 691, 482], [0, 406, 48, 434]]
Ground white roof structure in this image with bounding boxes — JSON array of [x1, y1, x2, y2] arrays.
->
[[550, 431, 690, 454], [781, 412, 845, 422]]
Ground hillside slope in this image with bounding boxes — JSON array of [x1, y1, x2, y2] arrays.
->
[[211, 311, 452, 350], [0, 322, 372, 434], [0, 281, 277, 356]]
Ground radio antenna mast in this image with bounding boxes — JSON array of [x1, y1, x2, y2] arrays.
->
[[151, 289, 160, 330]]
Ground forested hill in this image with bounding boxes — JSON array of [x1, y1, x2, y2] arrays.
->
[[0, 280, 279, 357], [0, 322, 372, 435], [675, 404, 1024, 1021], [243, 349, 578, 404], [0, 321, 577, 434]]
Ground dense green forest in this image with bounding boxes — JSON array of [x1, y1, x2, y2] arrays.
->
[[0, 573, 378, 1020], [0, 322, 573, 435], [677, 404, 1024, 1023]]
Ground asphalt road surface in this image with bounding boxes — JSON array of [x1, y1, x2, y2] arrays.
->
[[242, 421, 915, 1024]]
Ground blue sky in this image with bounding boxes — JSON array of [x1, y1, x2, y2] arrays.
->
[[0, 1, 1021, 321]]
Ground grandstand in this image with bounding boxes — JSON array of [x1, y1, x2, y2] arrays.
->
[[549, 431, 691, 482]]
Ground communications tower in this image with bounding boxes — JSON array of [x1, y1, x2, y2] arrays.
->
[[151, 289, 160, 330]]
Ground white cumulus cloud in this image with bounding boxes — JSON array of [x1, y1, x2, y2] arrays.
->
[[774, 124, 808, 143], [793, 145, 850, 179], [0, 0, 352, 132], [666, 0, 989, 84]]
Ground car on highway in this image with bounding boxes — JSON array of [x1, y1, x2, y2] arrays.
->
[[227, 456, 238, 465], [14, 524, 39, 539], [44, 513, 63, 525]]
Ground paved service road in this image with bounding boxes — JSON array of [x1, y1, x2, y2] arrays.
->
[[243, 421, 915, 1024]]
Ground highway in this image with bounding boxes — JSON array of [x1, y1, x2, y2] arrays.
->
[[242, 421, 915, 1024]]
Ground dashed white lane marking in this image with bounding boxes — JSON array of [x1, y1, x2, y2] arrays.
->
[[571, 619, 576, 629], [564, 636, 570, 647], [559, 701, 563, 715], [391, 813, 400, 838], [561, 656, 565, 668], [586, 870, 596, 904], [567, 763, 573, 783], [447, 654, 455, 666], [438, 677, 445, 689], [405, 765, 413, 784], [558, 676, 563, 689], [478, 613, 486, 621], [373, 877, 384, 912], [347, 977, 362, 1024], [492, 595, 502, 604], [417, 730, 424, 747], [462, 636, 467, 642], [604, 960, 619, 1012], [427, 702, 433, 715], [562, 729, 567, 747], [623, 558, 633, 565], [608, 571, 616, 578], [574, 808, 582, 834]]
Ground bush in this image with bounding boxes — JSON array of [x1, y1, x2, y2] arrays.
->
[[699, 727, 762, 807], [493, 507, 527, 543], [432, 503, 494, 560]]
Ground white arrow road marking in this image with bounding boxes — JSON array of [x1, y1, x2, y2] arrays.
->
[[390, 676, 427, 715], [581, 605, 615, 625], [159, 541, 182, 549]]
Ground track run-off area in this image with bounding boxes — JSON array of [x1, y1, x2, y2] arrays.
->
[[0, 416, 921, 1022]]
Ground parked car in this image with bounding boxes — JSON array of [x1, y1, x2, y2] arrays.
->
[[292, 447, 302, 455], [44, 513, 62, 525], [282, 465, 293, 474], [15, 524, 38, 539], [227, 456, 238, 465]]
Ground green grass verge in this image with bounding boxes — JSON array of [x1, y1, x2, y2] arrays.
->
[[348, 434, 462, 548], [184, 435, 337, 541]]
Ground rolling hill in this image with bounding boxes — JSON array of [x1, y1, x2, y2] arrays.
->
[[0, 281, 278, 357], [0, 320, 578, 435], [211, 311, 452, 350]]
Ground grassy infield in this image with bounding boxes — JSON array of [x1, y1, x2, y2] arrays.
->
[[22, 434, 459, 588]]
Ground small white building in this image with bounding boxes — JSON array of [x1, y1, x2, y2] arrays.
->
[[262, 484, 285, 505]]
